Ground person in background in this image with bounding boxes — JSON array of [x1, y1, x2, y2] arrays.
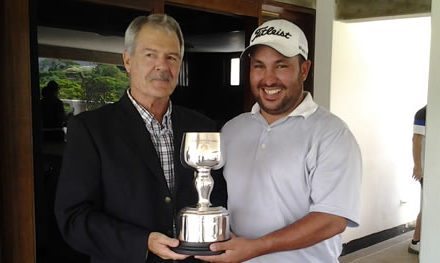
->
[[55, 14, 227, 263], [41, 80, 66, 128], [408, 105, 427, 255], [196, 19, 362, 263], [41, 80, 67, 141]]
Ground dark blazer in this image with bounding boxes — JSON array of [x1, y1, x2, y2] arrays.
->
[[55, 93, 227, 263]]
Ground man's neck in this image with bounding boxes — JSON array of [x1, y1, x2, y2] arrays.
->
[[129, 90, 169, 123]]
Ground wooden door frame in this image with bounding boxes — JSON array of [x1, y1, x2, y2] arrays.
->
[[1, 0, 36, 262]]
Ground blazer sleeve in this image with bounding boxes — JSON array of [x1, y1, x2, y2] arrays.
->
[[54, 116, 149, 262]]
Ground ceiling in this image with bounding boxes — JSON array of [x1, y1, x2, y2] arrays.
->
[[37, 0, 248, 54], [37, 0, 432, 57]]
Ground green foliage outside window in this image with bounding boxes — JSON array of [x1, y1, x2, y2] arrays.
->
[[39, 58, 129, 112]]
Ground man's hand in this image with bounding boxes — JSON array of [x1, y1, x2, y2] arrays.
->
[[147, 232, 189, 260], [195, 236, 262, 263], [413, 166, 423, 182]]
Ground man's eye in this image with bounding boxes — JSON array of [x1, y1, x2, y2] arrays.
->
[[168, 56, 178, 62], [145, 53, 155, 58]]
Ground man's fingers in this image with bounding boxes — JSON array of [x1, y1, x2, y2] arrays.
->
[[169, 250, 190, 260], [149, 232, 178, 247], [210, 242, 225, 252], [161, 237, 180, 247], [148, 232, 189, 260]]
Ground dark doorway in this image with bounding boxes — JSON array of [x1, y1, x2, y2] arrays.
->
[[34, 1, 255, 262]]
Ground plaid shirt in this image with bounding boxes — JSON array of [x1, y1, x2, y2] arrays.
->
[[127, 90, 175, 194]]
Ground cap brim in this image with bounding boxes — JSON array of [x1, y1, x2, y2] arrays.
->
[[240, 42, 303, 59], [240, 45, 253, 60]]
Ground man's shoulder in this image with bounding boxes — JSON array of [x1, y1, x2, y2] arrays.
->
[[67, 101, 127, 133], [173, 105, 210, 122], [309, 107, 348, 128], [75, 102, 119, 120], [223, 112, 252, 127], [173, 105, 208, 118], [172, 105, 217, 129], [415, 106, 427, 121]]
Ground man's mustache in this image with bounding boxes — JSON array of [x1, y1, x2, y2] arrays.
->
[[149, 71, 171, 81]]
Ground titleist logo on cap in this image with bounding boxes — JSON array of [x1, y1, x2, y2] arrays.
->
[[251, 26, 292, 42]]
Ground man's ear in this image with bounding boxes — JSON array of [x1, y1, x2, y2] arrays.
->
[[301, 60, 312, 81], [122, 51, 131, 74]]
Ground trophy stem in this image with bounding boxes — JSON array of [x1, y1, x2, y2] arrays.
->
[[195, 167, 214, 209]]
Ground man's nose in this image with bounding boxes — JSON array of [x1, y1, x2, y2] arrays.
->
[[262, 69, 278, 86], [154, 56, 168, 71]]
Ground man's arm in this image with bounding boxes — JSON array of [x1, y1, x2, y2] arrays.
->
[[56, 115, 191, 261], [196, 212, 347, 262], [54, 116, 149, 261], [412, 133, 424, 181]]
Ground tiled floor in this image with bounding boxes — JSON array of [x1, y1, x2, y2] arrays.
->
[[339, 231, 419, 263]]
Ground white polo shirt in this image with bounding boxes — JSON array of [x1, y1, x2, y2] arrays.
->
[[221, 92, 362, 262]]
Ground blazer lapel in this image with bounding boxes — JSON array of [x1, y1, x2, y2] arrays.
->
[[117, 93, 170, 194], [171, 108, 185, 195], [171, 108, 196, 196]]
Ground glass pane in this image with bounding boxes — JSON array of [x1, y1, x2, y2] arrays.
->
[[230, 58, 240, 86]]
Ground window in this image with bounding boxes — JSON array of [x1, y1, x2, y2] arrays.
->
[[178, 57, 189, 87], [38, 57, 129, 114], [230, 58, 240, 86]]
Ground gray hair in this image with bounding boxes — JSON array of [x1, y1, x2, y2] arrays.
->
[[124, 14, 184, 57]]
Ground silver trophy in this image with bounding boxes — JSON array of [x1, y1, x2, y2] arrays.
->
[[173, 132, 230, 255]]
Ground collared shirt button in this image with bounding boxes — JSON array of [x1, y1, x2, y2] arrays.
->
[[164, 196, 172, 203]]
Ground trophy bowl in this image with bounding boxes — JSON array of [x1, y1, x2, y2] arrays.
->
[[172, 132, 230, 255]]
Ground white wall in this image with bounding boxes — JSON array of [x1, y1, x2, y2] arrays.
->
[[420, 0, 440, 261], [330, 17, 431, 242], [313, 0, 333, 109]]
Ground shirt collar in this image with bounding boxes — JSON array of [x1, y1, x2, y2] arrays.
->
[[127, 89, 173, 129], [251, 91, 318, 119]]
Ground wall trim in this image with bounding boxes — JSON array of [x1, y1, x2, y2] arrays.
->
[[341, 222, 415, 256]]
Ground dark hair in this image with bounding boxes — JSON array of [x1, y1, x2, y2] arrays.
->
[[42, 80, 60, 98], [298, 55, 306, 65]]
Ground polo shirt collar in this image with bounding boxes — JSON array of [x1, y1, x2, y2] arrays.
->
[[251, 91, 318, 119]]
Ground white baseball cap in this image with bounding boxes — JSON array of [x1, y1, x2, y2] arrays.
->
[[242, 19, 308, 59]]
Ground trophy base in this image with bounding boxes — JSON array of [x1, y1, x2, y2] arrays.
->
[[172, 241, 224, 255]]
